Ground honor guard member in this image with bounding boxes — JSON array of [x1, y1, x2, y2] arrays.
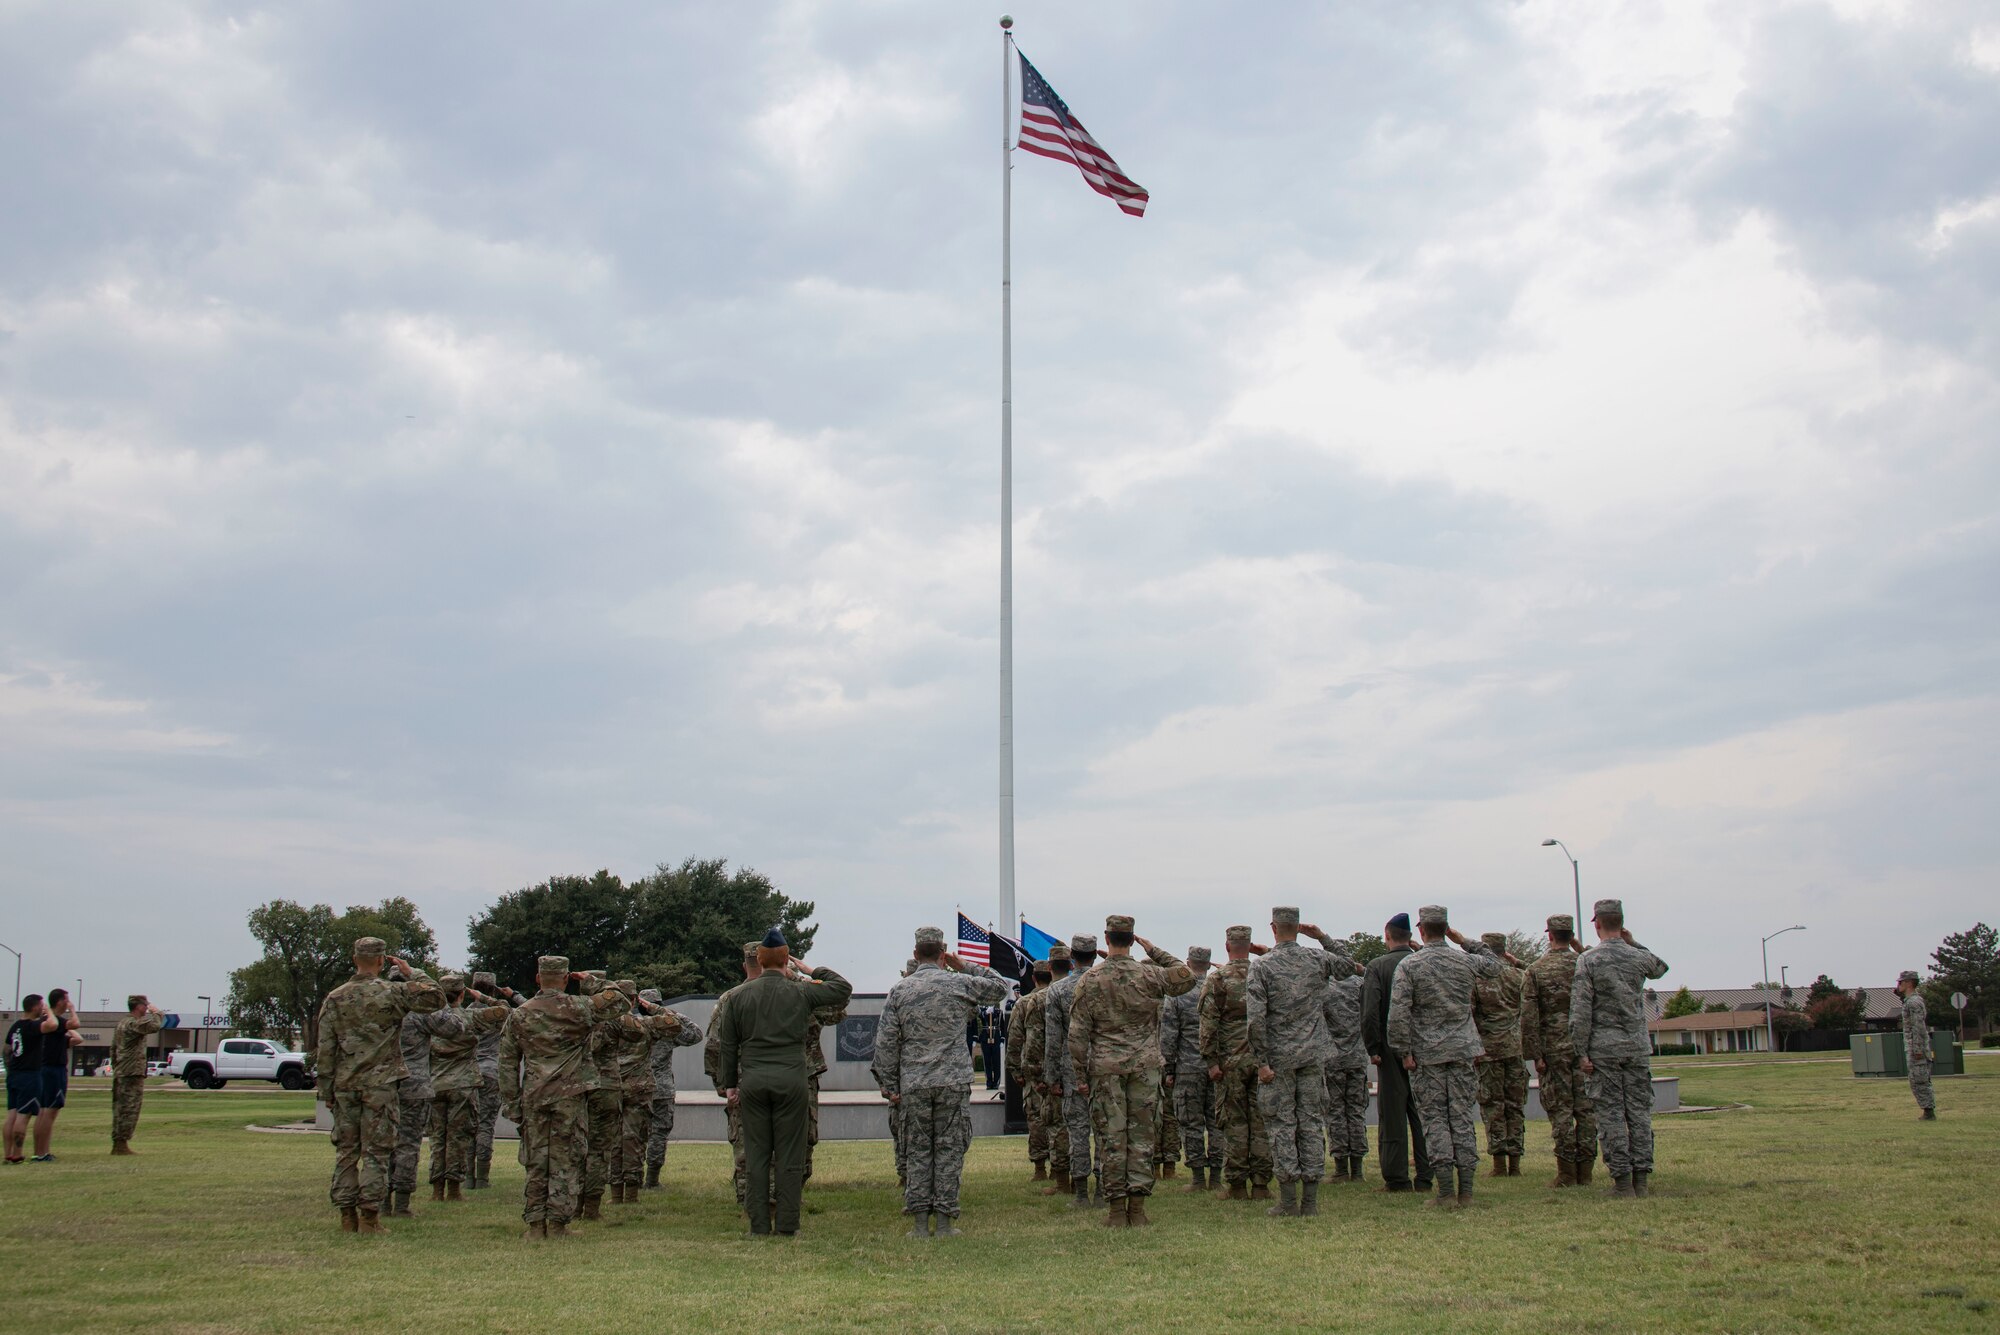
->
[[109, 997, 165, 1156], [1386, 906, 1503, 1209], [1472, 931, 1528, 1177], [1519, 915, 1595, 1186], [1571, 899, 1669, 1198], [315, 939, 444, 1234], [1895, 971, 1936, 1120], [1162, 946, 1221, 1190], [1067, 915, 1196, 1227], [639, 988, 705, 1188], [1199, 926, 1275, 1201], [714, 928, 854, 1237]]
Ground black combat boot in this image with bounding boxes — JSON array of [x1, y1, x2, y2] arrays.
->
[[1183, 1165, 1208, 1193], [906, 1210, 932, 1238], [1632, 1171, 1650, 1198], [1922, 1108, 1937, 1120], [1071, 1176, 1092, 1209], [934, 1214, 961, 1238], [1091, 1174, 1105, 1206], [1300, 1181, 1320, 1216], [645, 1162, 662, 1188], [473, 1153, 491, 1188], [389, 1190, 413, 1217], [1267, 1179, 1298, 1217]]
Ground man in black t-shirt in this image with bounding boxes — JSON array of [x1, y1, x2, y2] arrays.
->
[[5, 994, 49, 1164], [35, 989, 81, 1160]]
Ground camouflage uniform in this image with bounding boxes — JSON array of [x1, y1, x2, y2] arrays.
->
[[876, 938, 1010, 1222], [1900, 978, 1934, 1113], [703, 945, 763, 1207], [393, 1006, 466, 1196], [802, 985, 847, 1183], [574, 974, 649, 1206], [1042, 936, 1099, 1190], [1068, 925, 1196, 1210], [1162, 956, 1221, 1175], [1321, 975, 1370, 1172], [1005, 977, 1052, 1169], [1386, 912, 1502, 1198], [1519, 919, 1596, 1175], [429, 980, 506, 1188], [1569, 906, 1668, 1188], [1247, 920, 1357, 1186], [641, 989, 704, 1175], [1019, 956, 1072, 1183], [1199, 934, 1274, 1190], [315, 948, 445, 1218], [109, 1008, 164, 1148], [498, 957, 631, 1229], [469, 971, 520, 1186], [1471, 932, 1528, 1163]]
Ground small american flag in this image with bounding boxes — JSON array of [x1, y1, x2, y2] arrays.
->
[[957, 912, 991, 967], [1016, 51, 1149, 217]]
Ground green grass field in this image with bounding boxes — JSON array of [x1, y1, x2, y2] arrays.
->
[[5, 1057, 1996, 1334]]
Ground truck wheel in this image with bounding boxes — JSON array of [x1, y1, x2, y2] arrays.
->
[[279, 1068, 306, 1091], [184, 1066, 213, 1090], [211, 1079, 229, 1089]]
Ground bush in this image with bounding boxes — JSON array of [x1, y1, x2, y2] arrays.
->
[[1654, 1043, 1698, 1056], [1981, 1034, 2000, 1049]]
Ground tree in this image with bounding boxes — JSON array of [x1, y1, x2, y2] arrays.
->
[[1925, 923, 1999, 1030], [1702, 1001, 1733, 1014], [1343, 932, 1389, 967], [465, 859, 816, 998], [1807, 991, 1863, 1030], [226, 897, 439, 1053], [1662, 986, 1704, 1019], [1806, 973, 1845, 1005], [1503, 930, 1546, 966]]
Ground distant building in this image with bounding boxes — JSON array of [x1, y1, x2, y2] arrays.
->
[[0, 1008, 243, 1076], [1648, 1011, 1780, 1055], [1640, 987, 1900, 1024]]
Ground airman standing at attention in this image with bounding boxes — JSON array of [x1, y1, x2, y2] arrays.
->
[[1043, 934, 1101, 1209], [1321, 971, 1370, 1185], [1161, 946, 1221, 1191], [1896, 970, 1936, 1120], [1472, 931, 1528, 1178], [1023, 944, 1073, 1194], [109, 997, 165, 1156], [1199, 926, 1274, 1201], [1006, 961, 1055, 1182], [1519, 915, 1594, 1187]]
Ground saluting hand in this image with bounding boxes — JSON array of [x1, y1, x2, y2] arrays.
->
[[1257, 1065, 1275, 1084], [1247, 943, 1268, 956]]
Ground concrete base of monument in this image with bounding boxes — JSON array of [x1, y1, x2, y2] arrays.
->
[[313, 1076, 1677, 1142]]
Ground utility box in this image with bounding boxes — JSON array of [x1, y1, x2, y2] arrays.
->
[[1850, 1030, 1964, 1077], [1931, 1031, 1964, 1076]]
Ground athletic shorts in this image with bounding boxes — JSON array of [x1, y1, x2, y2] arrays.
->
[[5, 1070, 41, 1114], [39, 1068, 67, 1110]]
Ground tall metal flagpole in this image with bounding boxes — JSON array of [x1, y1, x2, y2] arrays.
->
[[997, 16, 1018, 933]]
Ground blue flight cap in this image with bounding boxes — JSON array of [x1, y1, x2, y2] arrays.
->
[[1387, 913, 1411, 933], [761, 926, 787, 949]]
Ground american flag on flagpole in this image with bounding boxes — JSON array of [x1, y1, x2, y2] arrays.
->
[[957, 912, 992, 967], [1016, 51, 1149, 217]]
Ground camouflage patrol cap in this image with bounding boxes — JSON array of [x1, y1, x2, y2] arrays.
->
[[1048, 942, 1071, 961], [537, 955, 570, 975], [1271, 907, 1300, 927], [1898, 969, 1921, 984], [1480, 932, 1506, 952], [1225, 925, 1252, 944], [915, 926, 946, 947], [615, 979, 638, 997], [1546, 914, 1573, 933], [742, 941, 761, 962], [1070, 933, 1098, 953], [1186, 946, 1212, 968], [439, 972, 467, 991], [1105, 914, 1134, 933], [639, 988, 662, 1005], [903, 959, 920, 977], [352, 936, 387, 959], [472, 971, 497, 989], [1593, 898, 1623, 919], [1033, 960, 1053, 978], [1417, 905, 1448, 926]]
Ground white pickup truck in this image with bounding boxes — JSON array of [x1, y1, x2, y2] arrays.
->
[[168, 1038, 315, 1091]]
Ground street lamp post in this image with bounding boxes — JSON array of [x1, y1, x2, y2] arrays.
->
[[1761, 926, 1806, 1054], [0, 941, 19, 1009], [198, 996, 212, 1055], [1540, 839, 1584, 941]]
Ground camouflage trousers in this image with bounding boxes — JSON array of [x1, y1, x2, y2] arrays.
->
[[645, 1090, 676, 1168], [582, 1088, 621, 1199], [1411, 1059, 1481, 1175], [1038, 1087, 1070, 1177], [110, 1076, 146, 1144], [391, 1089, 430, 1193], [1909, 1059, 1935, 1111], [1154, 1073, 1180, 1164], [805, 1075, 821, 1182], [1019, 1074, 1051, 1164], [1323, 1067, 1370, 1159], [1587, 1058, 1654, 1178], [1061, 1084, 1096, 1181], [1537, 1053, 1597, 1164], [1477, 1058, 1528, 1157], [328, 1086, 398, 1210], [901, 1085, 973, 1217], [474, 1073, 501, 1167], [1174, 1071, 1222, 1168], [427, 1089, 476, 1183], [886, 1097, 906, 1181], [516, 1096, 586, 1225], [1086, 1069, 1160, 1200], [1216, 1063, 1273, 1186], [614, 1087, 649, 1187], [1259, 1060, 1327, 1183]]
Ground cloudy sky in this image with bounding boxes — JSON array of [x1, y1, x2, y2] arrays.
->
[[4, 0, 1996, 1012]]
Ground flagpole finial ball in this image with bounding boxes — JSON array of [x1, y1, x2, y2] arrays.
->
[[999, 15, 1013, 29]]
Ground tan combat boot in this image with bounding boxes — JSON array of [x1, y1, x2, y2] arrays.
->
[[446, 1180, 464, 1202], [431, 1182, 446, 1202], [1577, 1157, 1595, 1185], [523, 1221, 548, 1243], [1507, 1154, 1521, 1176], [1127, 1198, 1153, 1227], [1490, 1152, 1507, 1178], [610, 1183, 625, 1204], [1222, 1181, 1248, 1201], [1042, 1170, 1070, 1196], [358, 1208, 387, 1234], [1551, 1159, 1575, 1189], [1101, 1198, 1129, 1228], [1158, 1161, 1176, 1179], [1249, 1181, 1273, 1201], [339, 1206, 359, 1233], [580, 1193, 603, 1220], [1031, 1162, 1048, 1182], [548, 1218, 572, 1239]]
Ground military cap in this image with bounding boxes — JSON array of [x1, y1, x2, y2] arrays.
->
[[1417, 905, 1448, 926], [1225, 925, 1252, 944], [1048, 942, 1071, 961], [1070, 933, 1098, 953], [352, 936, 387, 958], [1593, 898, 1623, 919], [1546, 914, 1573, 933], [1186, 946, 1212, 968], [615, 979, 638, 997], [472, 971, 497, 989], [1271, 906, 1300, 927], [639, 988, 662, 1005], [915, 926, 946, 948], [902, 959, 920, 976], [1105, 914, 1134, 933], [439, 972, 467, 991], [1387, 912, 1411, 933], [1898, 969, 1922, 984], [762, 925, 787, 948], [1033, 961, 1053, 977], [1480, 932, 1507, 952], [537, 955, 570, 975]]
